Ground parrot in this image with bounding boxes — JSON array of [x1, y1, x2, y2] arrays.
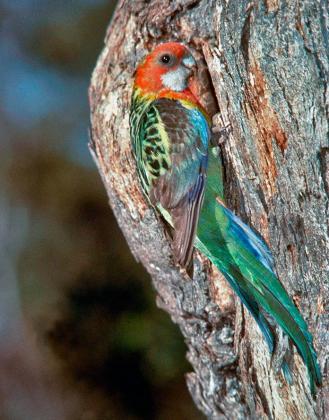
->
[[129, 42, 321, 395]]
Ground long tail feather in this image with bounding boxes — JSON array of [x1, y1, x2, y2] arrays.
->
[[195, 152, 321, 395]]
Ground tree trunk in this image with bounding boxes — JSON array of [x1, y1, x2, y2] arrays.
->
[[89, 1, 328, 418]]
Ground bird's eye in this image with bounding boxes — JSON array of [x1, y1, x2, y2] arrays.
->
[[160, 54, 171, 64]]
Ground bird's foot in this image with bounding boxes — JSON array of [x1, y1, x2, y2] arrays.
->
[[211, 113, 232, 147], [271, 329, 294, 384]]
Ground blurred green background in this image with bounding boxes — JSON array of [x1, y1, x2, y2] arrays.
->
[[0, 1, 201, 419]]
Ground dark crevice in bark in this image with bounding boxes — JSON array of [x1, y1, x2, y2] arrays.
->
[[319, 147, 329, 197], [240, 6, 253, 67]]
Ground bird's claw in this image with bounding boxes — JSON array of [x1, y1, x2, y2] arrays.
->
[[271, 329, 294, 381], [211, 114, 232, 147]]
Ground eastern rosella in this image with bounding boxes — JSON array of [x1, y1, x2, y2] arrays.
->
[[129, 42, 321, 395]]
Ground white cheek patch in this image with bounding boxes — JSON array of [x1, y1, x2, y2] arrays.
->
[[161, 66, 189, 92]]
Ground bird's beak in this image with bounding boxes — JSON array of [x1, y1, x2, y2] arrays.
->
[[182, 55, 197, 73]]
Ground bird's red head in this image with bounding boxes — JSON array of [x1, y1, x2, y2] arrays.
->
[[134, 42, 197, 96]]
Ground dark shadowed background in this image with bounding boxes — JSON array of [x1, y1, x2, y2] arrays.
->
[[0, 1, 201, 418]]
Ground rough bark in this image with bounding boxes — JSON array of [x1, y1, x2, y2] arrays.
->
[[89, 1, 328, 418]]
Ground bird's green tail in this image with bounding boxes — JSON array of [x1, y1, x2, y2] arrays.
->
[[195, 149, 321, 395]]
